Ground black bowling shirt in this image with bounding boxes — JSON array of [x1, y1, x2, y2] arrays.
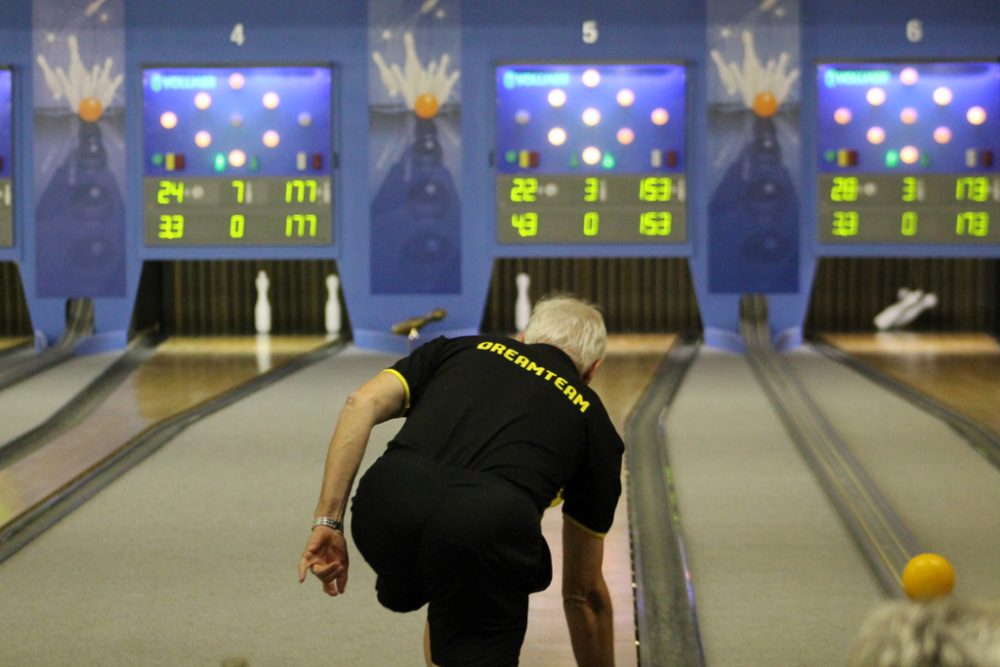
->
[[384, 335, 623, 536]]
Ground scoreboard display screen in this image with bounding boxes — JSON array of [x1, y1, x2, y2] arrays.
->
[[818, 62, 1000, 245], [0, 68, 12, 248], [143, 65, 333, 246], [496, 63, 686, 244]]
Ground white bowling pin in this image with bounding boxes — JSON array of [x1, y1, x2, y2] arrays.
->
[[515, 272, 531, 332], [255, 270, 272, 334], [874, 289, 923, 331], [325, 274, 341, 337], [894, 292, 938, 329]]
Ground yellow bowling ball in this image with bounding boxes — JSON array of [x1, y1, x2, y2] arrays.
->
[[902, 553, 955, 601]]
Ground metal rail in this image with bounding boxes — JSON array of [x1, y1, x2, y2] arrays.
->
[[740, 295, 919, 596], [626, 335, 705, 667]]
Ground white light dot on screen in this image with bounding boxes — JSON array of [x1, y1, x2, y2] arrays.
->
[[967, 105, 987, 126], [297, 112, 312, 128], [900, 107, 918, 125], [900, 145, 920, 165], [616, 89, 635, 107], [228, 149, 247, 168], [547, 127, 567, 146], [228, 73, 246, 90], [866, 87, 886, 106], [933, 87, 953, 106], [262, 130, 280, 148], [160, 111, 178, 130], [582, 108, 601, 127], [230, 113, 244, 128], [867, 126, 886, 145], [616, 128, 635, 145], [581, 69, 601, 88], [834, 107, 852, 125], [650, 108, 669, 126], [194, 92, 212, 110], [581, 146, 602, 165], [514, 109, 531, 125], [900, 67, 919, 86], [262, 92, 280, 110], [194, 130, 212, 148], [933, 126, 953, 144], [548, 89, 567, 108]]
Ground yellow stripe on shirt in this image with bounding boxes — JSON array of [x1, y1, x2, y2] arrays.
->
[[381, 368, 411, 411], [564, 513, 607, 539]]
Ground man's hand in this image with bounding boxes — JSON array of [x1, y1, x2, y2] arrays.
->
[[298, 526, 350, 596]]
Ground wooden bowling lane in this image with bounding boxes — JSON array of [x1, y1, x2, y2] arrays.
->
[[520, 334, 677, 667], [0, 336, 329, 532], [821, 333, 1000, 439], [0, 337, 30, 355]]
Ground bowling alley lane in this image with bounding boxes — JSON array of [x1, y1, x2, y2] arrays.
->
[[787, 343, 1000, 601], [0, 335, 328, 531], [665, 349, 884, 666], [820, 332, 1000, 439]]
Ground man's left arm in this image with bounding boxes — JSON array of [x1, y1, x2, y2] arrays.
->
[[297, 370, 406, 596]]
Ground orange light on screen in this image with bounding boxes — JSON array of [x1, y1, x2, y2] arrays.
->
[[160, 111, 179, 130]]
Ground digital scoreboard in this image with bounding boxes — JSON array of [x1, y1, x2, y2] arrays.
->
[[496, 63, 686, 244], [818, 62, 1000, 245], [143, 65, 333, 246], [0, 68, 12, 248]]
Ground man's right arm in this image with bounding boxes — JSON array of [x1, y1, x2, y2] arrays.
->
[[562, 517, 615, 667]]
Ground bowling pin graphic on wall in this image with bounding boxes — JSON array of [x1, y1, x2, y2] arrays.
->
[[33, 0, 127, 298], [369, 0, 462, 294], [706, 0, 801, 294]]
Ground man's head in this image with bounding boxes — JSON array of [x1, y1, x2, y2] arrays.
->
[[521, 295, 607, 381]]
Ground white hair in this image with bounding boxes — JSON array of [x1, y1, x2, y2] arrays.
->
[[848, 599, 1000, 667], [521, 295, 607, 375]]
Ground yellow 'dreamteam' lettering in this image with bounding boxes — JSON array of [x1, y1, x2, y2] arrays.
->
[[476, 342, 590, 413]]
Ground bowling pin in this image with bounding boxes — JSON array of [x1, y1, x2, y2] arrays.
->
[[874, 289, 923, 331], [325, 274, 341, 337], [255, 270, 272, 334], [894, 292, 937, 329], [515, 272, 531, 333]]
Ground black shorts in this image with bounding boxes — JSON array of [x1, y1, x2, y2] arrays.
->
[[351, 448, 552, 667]]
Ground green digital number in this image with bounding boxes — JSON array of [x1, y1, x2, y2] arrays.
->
[[230, 214, 245, 239], [639, 177, 672, 202], [158, 214, 184, 239], [901, 211, 918, 237], [639, 211, 672, 236], [232, 179, 246, 204], [285, 179, 318, 204], [511, 212, 538, 237], [584, 177, 599, 203], [955, 177, 989, 203], [583, 212, 599, 237], [902, 177, 918, 203], [831, 176, 858, 202], [285, 213, 318, 237], [157, 180, 184, 205], [832, 211, 859, 237], [510, 177, 538, 203], [955, 211, 989, 237]]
